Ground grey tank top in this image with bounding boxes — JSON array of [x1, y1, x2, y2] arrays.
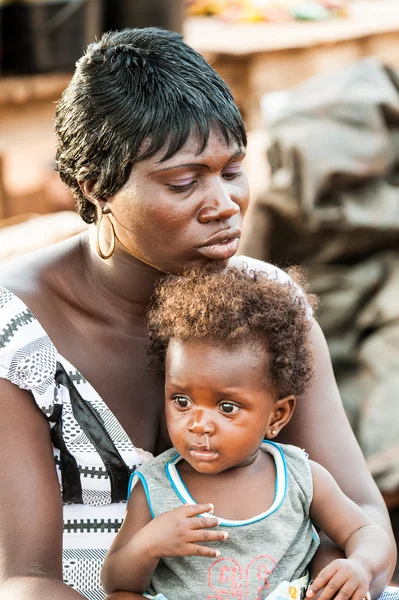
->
[[129, 441, 320, 600]]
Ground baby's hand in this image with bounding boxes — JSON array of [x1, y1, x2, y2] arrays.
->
[[306, 558, 371, 600], [143, 503, 228, 559]]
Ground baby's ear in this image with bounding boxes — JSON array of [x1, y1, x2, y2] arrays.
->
[[266, 395, 296, 439]]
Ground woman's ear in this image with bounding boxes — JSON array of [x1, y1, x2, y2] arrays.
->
[[77, 167, 102, 211], [266, 395, 296, 439]]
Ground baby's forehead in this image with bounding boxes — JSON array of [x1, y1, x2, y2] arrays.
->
[[165, 337, 269, 371], [164, 338, 275, 397]]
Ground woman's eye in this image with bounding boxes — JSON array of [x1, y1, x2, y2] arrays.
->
[[222, 165, 242, 180], [167, 179, 196, 192], [219, 402, 240, 415], [174, 396, 192, 409]]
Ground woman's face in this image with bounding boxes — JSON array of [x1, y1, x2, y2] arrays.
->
[[107, 127, 249, 274]]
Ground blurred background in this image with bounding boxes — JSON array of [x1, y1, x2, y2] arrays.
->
[[0, 0, 399, 579]]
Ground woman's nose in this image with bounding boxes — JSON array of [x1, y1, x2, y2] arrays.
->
[[198, 180, 240, 223]]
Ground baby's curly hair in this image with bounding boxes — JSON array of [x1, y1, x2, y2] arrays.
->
[[147, 265, 318, 398]]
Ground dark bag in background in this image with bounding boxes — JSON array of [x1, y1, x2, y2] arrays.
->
[[103, 0, 184, 34], [1, 0, 102, 74]]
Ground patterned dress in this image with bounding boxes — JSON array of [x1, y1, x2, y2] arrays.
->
[[0, 286, 148, 599]]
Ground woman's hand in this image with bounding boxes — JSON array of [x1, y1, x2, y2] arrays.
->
[[143, 503, 228, 559], [307, 558, 371, 600], [278, 319, 396, 596]]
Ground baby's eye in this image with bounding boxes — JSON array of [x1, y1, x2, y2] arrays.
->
[[219, 402, 240, 415], [174, 396, 192, 409]]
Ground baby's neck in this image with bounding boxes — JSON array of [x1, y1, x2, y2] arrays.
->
[[177, 450, 277, 522]]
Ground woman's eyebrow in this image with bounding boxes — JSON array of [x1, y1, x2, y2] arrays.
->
[[153, 149, 246, 174], [153, 162, 210, 173]]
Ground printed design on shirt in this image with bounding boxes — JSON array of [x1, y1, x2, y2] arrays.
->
[[68, 369, 87, 385], [207, 554, 277, 600], [0, 308, 35, 347], [0, 286, 14, 308], [63, 518, 123, 534], [55, 455, 108, 479], [0, 287, 143, 597], [7, 335, 57, 395], [0, 287, 14, 309], [63, 548, 107, 600]]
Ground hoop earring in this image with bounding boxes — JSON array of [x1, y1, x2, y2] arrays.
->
[[96, 210, 115, 260]]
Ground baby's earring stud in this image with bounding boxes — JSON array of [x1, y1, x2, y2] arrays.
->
[[270, 428, 277, 437]]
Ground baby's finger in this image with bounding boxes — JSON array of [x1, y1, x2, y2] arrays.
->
[[189, 543, 221, 558], [329, 579, 358, 600], [350, 586, 370, 600], [184, 503, 215, 518], [307, 565, 339, 597], [314, 572, 350, 600], [190, 516, 220, 529], [188, 529, 229, 544]]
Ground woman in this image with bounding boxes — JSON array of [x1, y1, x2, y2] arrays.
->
[[0, 28, 396, 600]]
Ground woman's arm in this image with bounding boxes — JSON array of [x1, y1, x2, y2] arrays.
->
[[278, 319, 397, 595], [0, 380, 85, 599], [101, 481, 159, 595], [308, 461, 392, 600]]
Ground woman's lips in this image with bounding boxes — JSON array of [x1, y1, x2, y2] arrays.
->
[[197, 236, 240, 261]]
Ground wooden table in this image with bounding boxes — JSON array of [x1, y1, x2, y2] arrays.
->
[[1, 1, 399, 218], [185, 0, 399, 128]]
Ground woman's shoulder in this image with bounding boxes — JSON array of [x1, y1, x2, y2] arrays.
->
[[128, 448, 176, 499], [229, 255, 313, 316], [0, 281, 61, 417], [0, 234, 82, 309], [0, 236, 85, 417], [269, 442, 314, 507], [228, 255, 293, 283], [136, 447, 177, 476]]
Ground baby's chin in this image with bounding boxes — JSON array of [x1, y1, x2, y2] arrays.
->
[[179, 452, 231, 475]]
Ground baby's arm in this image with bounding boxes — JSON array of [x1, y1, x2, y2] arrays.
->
[[307, 461, 392, 600], [101, 482, 226, 596]]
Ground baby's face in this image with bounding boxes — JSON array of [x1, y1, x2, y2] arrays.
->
[[164, 338, 286, 474]]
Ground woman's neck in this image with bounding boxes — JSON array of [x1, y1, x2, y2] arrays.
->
[[80, 228, 166, 323]]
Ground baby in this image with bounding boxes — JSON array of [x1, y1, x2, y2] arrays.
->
[[101, 266, 390, 600]]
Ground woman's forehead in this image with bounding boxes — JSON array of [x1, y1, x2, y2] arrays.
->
[[140, 126, 244, 166]]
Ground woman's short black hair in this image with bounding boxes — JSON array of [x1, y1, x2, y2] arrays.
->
[[55, 27, 247, 223]]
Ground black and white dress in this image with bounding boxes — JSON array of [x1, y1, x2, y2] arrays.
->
[[0, 258, 310, 599], [0, 285, 152, 599]]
